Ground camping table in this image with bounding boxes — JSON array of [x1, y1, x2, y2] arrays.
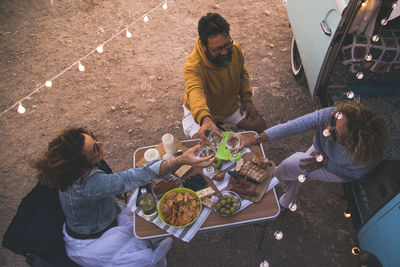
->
[[132, 132, 281, 249]]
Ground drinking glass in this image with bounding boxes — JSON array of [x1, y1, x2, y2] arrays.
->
[[207, 130, 223, 153], [196, 146, 215, 175], [225, 133, 241, 157]]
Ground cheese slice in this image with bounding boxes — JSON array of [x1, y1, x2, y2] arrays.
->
[[174, 165, 193, 178], [202, 197, 214, 208], [196, 187, 215, 198]]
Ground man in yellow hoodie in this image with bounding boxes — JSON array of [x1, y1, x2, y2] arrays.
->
[[182, 13, 266, 141]]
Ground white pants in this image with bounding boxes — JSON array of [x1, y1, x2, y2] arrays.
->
[[274, 145, 348, 208], [63, 206, 172, 267], [182, 105, 246, 137]]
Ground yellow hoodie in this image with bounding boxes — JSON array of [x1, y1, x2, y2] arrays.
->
[[183, 38, 252, 125]]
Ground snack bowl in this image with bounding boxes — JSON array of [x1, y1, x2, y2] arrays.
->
[[158, 187, 202, 228], [214, 190, 242, 216]]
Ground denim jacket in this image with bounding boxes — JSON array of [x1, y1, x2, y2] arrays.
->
[[59, 160, 168, 235]]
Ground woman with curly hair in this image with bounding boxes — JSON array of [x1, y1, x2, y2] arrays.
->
[[31, 127, 214, 266], [236, 102, 387, 208]]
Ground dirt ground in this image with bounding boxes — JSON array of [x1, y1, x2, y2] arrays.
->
[[0, 0, 360, 266]]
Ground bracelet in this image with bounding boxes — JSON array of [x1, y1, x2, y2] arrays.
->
[[254, 133, 262, 144]]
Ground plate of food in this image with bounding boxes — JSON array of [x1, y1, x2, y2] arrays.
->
[[214, 190, 242, 216], [158, 188, 202, 228]]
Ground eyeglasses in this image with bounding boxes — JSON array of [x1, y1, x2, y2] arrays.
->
[[323, 111, 343, 142], [208, 39, 233, 54]]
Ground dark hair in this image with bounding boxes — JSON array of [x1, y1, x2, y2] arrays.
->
[[335, 102, 387, 165], [198, 13, 230, 46], [31, 127, 94, 191]]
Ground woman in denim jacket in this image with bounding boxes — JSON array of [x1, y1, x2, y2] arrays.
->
[[31, 127, 214, 267]]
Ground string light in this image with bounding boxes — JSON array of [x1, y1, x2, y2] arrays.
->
[[78, 62, 85, 72], [0, 0, 169, 117], [372, 34, 380, 42], [381, 18, 388, 25], [356, 72, 364, 79], [17, 103, 26, 114], [344, 211, 351, 218], [289, 202, 297, 212], [335, 111, 343, 120], [352, 247, 360, 255], [393, 2, 398, 8], [315, 154, 324, 163], [96, 44, 104, 53], [126, 29, 132, 38], [361, 1, 367, 7], [45, 80, 52, 87], [346, 91, 355, 100], [323, 128, 331, 138], [298, 174, 307, 183], [274, 230, 283, 240], [365, 53, 372, 61]]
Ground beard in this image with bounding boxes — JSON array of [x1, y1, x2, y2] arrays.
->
[[205, 48, 233, 67]]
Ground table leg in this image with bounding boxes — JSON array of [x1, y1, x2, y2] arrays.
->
[[250, 221, 268, 250]]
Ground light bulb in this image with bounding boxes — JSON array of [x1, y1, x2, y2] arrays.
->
[[356, 72, 364, 79], [372, 34, 380, 42], [365, 54, 372, 61], [289, 202, 297, 212], [361, 1, 367, 7], [274, 230, 283, 240], [335, 111, 343, 120], [162, 2, 167, 9], [96, 45, 104, 53], [260, 260, 269, 267], [126, 30, 132, 38], [381, 18, 388, 25], [346, 91, 355, 99], [323, 128, 331, 137], [17, 103, 26, 114], [344, 211, 351, 218], [78, 62, 85, 72], [45, 80, 52, 87], [315, 154, 324, 162], [298, 174, 306, 183], [393, 3, 398, 8], [352, 247, 360, 255], [144, 15, 149, 22]]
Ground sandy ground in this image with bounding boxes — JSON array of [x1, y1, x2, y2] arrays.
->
[[0, 0, 359, 266]]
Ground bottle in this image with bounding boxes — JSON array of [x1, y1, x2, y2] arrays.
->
[[138, 188, 157, 219]]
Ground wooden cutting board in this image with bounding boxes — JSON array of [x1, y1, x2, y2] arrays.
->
[[228, 160, 275, 203]]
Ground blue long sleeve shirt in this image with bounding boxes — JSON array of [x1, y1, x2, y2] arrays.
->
[[265, 107, 379, 181]]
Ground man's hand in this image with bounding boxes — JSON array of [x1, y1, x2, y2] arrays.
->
[[198, 116, 221, 144], [299, 151, 327, 172], [240, 101, 258, 119], [236, 132, 268, 151]]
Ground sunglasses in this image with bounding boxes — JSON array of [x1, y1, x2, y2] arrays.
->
[[323, 112, 342, 142]]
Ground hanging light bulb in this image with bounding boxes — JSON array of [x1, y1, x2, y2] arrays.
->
[[274, 230, 283, 240], [352, 247, 360, 255], [162, 2, 168, 9], [260, 260, 269, 267], [17, 102, 26, 114], [126, 29, 132, 38], [365, 53, 372, 61], [393, 2, 398, 8], [361, 1, 367, 7], [289, 202, 297, 212], [381, 18, 388, 25], [143, 15, 149, 22], [315, 154, 324, 163], [298, 174, 306, 183], [323, 128, 331, 138], [372, 34, 380, 42], [96, 45, 104, 53], [356, 72, 364, 79], [45, 80, 52, 87], [346, 91, 355, 100], [78, 62, 85, 72], [335, 111, 343, 120], [344, 211, 351, 218]]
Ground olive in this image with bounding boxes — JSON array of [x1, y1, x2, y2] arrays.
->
[[233, 203, 238, 209], [225, 209, 231, 215], [230, 207, 235, 213], [220, 208, 226, 213], [227, 198, 232, 204], [216, 203, 222, 209], [221, 200, 226, 206], [225, 205, 230, 210], [228, 195, 233, 199]]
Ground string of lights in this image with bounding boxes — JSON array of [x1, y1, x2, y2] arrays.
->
[[0, 0, 168, 117]]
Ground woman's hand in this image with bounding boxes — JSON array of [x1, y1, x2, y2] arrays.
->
[[177, 144, 215, 168], [299, 151, 327, 172]]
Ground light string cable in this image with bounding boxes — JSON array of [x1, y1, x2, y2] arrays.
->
[[0, 0, 168, 117]]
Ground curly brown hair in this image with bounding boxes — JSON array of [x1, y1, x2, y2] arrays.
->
[[30, 127, 95, 191], [335, 102, 387, 165]]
